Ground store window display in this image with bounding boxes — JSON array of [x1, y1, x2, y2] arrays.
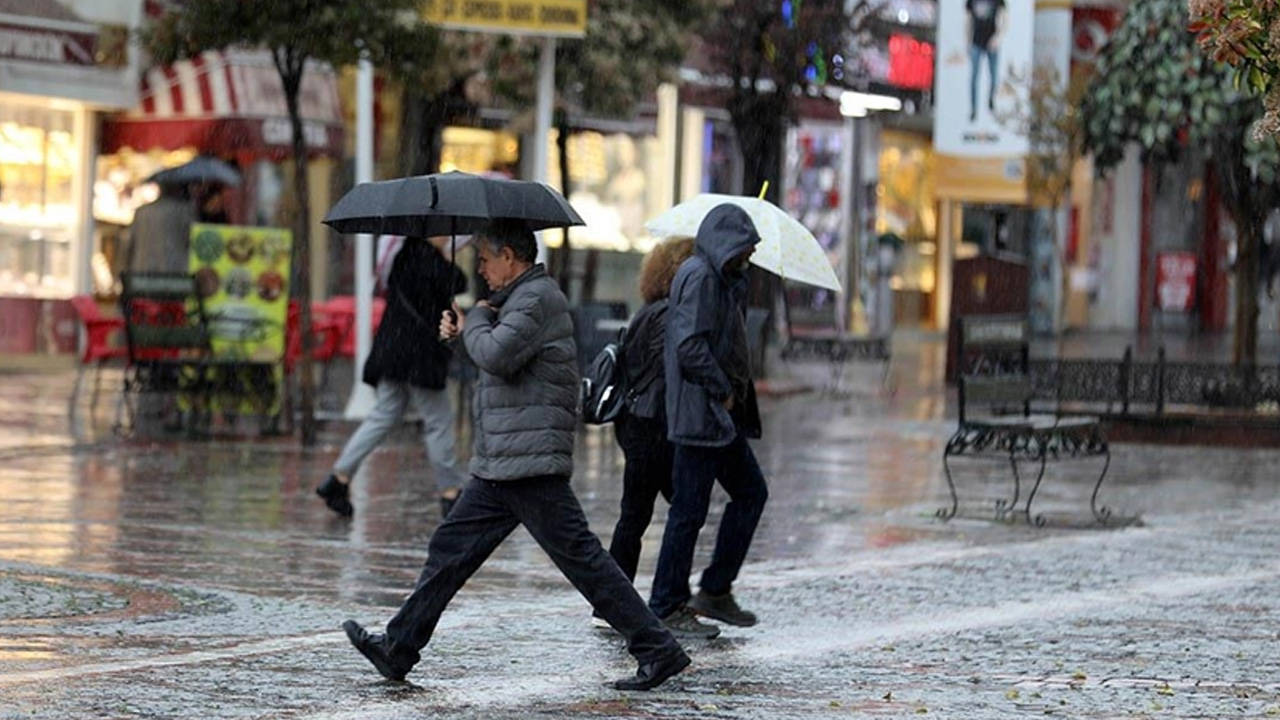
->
[[0, 104, 77, 298], [875, 130, 937, 326]]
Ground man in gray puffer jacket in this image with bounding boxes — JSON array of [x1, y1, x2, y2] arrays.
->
[[342, 220, 688, 692]]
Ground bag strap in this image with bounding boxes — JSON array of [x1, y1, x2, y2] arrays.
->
[[395, 288, 432, 328]]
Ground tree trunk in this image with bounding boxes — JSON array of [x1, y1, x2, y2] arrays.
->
[[283, 73, 317, 445], [1233, 218, 1261, 366], [729, 93, 786, 309], [553, 113, 572, 292], [729, 94, 785, 203]]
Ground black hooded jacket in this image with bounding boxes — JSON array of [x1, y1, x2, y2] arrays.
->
[[663, 204, 763, 447]]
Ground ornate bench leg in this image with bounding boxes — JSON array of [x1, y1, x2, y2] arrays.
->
[[1090, 446, 1113, 525], [938, 447, 960, 521], [1023, 447, 1049, 526], [996, 450, 1022, 521]]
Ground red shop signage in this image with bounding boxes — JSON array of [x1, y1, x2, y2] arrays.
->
[[1156, 251, 1197, 312]]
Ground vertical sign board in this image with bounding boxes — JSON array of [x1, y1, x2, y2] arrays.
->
[[189, 223, 293, 363], [933, 0, 1035, 202], [422, 0, 586, 37], [1156, 251, 1197, 313]]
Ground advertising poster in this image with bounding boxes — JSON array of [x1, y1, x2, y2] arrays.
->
[[933, 0, 1034, 201], [188, 223, 292, 363], [782, 122, 846, 329]]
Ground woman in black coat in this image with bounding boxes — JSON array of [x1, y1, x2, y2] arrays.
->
[[596, 238, 694, 618], [316, 237, 467, 519]]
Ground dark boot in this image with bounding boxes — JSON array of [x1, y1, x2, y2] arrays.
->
[[659, 606, 720, 639], [316, 475, 353, 518], [688, 590, 757, 627], [342, 620, 417, 681], [612, 648, 690, 691]]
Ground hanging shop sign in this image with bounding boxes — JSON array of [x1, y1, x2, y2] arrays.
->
[[422, 0, 587, 37], [1156, 251, 1197, 313], [0, 18, 97, 66]]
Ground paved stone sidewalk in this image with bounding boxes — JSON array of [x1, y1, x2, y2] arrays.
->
[[1, 358, 1279, 718]]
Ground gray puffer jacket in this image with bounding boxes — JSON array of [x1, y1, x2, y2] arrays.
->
[[462, 264, 578, 480]]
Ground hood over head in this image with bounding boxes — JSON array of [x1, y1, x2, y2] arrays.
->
[[695, 204, 761, 274]]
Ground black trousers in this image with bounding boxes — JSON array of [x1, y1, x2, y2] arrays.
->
[[384, 474, 680, 665], [607, 415, 674, 582]]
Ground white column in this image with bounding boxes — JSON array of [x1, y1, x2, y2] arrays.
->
[[655, 83, 678, 211], [73, 106, 96, 296], [839, 115, 856, 332], [936, 198, 955, 329], [531, 36, 556, 264], [344, 57, 376, 419]]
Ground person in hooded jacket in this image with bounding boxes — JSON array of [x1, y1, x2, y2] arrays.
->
[[647, 204, 768, 639], [594, 237, 694, 620], [316, 236, 467, 519]]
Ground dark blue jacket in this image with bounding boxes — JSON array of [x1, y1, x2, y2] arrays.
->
[[664, 204, 763, 447]]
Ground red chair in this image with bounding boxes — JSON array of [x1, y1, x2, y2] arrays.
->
[[316, 295, 384, 358], [69, 295, 128, 403], [284, 300, 350, 375]]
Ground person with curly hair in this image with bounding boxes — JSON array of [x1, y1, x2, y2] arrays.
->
[[593, 237, 696, 634]]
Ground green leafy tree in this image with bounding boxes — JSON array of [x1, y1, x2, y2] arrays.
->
[[1188, 0, 1280, 139], [145, 0, 437, 444], [472, 0, 706, 292], [697, 0, 850, 202], [1081, 0, 1280, 365]]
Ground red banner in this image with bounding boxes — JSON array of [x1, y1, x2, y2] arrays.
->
[[1156, 251, 1197, 313]]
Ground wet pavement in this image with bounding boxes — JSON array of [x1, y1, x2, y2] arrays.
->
[[4, 335, 1280, 718]]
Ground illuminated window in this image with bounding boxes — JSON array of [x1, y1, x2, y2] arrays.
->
[[0, 101, 77, 297]]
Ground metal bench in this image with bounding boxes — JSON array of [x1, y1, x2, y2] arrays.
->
[[939, 314, 1114, 526]]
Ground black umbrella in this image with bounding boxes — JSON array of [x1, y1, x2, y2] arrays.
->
[[147, 156, 241, 187], [321, 170, 584, 237]]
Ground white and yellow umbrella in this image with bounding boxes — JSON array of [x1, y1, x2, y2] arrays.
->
[[644, 191, 842, 292]]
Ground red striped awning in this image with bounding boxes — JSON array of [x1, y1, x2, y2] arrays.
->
[[102, 49, 344, 160]]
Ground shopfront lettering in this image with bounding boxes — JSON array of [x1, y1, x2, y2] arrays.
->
[[462, 0, 503, 20], [0, 23, 96, 66], [423, 0, 585, 36], [539, 5, 580, 25], [261, 118, 330, 150]]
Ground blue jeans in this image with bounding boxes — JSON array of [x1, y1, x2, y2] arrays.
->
[[648, 434, 769, 619], [969, 44, 999, 119]]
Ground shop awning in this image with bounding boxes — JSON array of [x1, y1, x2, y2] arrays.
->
[[102, 49, 344, 161]]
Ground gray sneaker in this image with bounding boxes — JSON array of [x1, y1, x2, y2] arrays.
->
[[660, 605, 721, 639], [689, 590, 757, 627]]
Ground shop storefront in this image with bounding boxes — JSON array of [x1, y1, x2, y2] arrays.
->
[[0, 0, 141, 354], [99, 48, 344, 301], [875, 129, 937, 327]]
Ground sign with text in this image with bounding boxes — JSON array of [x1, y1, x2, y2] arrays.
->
[[422, 0, 587, 37], [0, 20, 97, 66], [1156, 251, 1197, 313]]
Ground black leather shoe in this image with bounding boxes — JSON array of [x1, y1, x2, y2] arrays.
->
[[612, 648, 690, 691], [316, 475, 353, 518], [688, 590, 757, 627], [342, 620, 416, 681]]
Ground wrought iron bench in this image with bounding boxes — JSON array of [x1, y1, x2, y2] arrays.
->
[[939, 315, 1114, 526]]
